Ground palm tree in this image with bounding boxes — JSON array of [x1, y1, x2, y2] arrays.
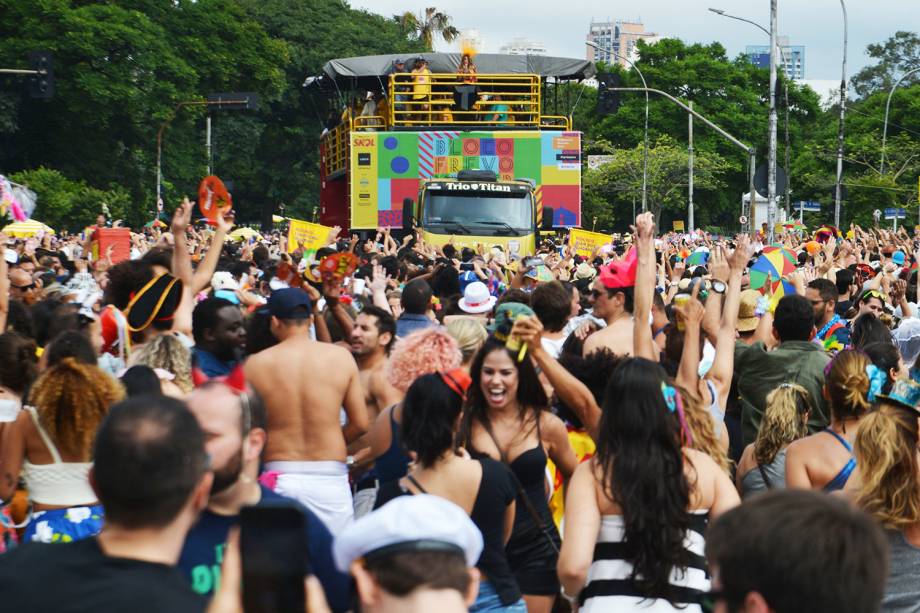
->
[[396, 7, 459, 51]]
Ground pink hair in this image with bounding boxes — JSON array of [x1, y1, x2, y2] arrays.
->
[[386, 328, 462, 392]]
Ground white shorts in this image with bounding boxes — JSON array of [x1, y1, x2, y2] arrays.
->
[[263, 461, 354, 536]]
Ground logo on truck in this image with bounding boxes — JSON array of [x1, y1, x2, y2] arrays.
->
[[444, 182, 511, 192]]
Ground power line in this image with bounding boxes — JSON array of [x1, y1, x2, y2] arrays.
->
[[845, 105, 920, 139]]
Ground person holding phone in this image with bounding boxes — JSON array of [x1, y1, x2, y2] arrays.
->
[[180, 379, 351, 612]]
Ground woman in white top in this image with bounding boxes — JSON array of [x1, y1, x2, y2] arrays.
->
[[558, 358, 739, 611], [0, 358, 123, 542]]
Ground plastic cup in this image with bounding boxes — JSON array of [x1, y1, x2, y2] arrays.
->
[[673, 293, 691, 331]]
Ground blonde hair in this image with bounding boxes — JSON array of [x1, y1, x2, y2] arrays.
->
[[754, 384, 812, 465], [826, 350, 872, 425], [855, 401, 920, 529], [445, 317, 488, 365], [130, 334, 193, 393], [677, 385, 731, 474], [30, 358, 125, 459]]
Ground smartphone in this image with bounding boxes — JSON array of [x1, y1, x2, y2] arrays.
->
[[523, 256, 542, 269], [241, 501, 309, 613]]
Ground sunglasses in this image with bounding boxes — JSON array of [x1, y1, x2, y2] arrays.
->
[[861, 290, 885, 303], [11, 282, 36, 291]]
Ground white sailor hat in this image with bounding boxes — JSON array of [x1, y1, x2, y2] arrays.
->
[[333, 494, 483, 573]]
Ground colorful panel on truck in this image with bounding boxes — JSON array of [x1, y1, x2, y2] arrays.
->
[[349, 131, 581, 229]]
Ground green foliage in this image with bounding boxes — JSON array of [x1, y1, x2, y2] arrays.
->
[[850, 31, 920, 99], [583, 135, 730, 232], [0, 0, 417, 227], [9, 167, 133, 230]]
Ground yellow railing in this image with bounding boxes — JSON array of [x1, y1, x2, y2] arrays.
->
[[385, 72, 570, 130], [322, 118, 350, 176], [321, 73, 574, 176]]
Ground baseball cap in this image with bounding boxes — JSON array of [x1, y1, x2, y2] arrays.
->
[[892, 250, 906, 266], [333, 494, 483, 573], [266, 288, 312, 320]]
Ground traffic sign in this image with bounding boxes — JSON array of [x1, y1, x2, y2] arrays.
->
[[795, 200, 821, 212], [884, 208, 907, 220], [739, 215, 748, 225], [753, 165, 788, 198]]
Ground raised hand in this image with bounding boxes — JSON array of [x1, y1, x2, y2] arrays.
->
[[709, 245, 729, 282], [510, 315, 545, 353], [171, 197, 194, 234]]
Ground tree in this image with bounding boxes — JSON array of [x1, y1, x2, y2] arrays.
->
[[850, 31, 920, 99], [582, 135, 731, 231], [396, 7, 458, 51]]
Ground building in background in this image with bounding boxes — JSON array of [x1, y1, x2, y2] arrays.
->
[[585, 19, 659, 66], [745, 37, 806, 80], [499, 37, 547, 56]]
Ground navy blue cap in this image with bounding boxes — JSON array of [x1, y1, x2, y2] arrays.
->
[[267, 288, 312, 320]]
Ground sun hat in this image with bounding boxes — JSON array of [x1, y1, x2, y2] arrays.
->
[[458, 281, 496, 314], [737, 289, 762, 332]]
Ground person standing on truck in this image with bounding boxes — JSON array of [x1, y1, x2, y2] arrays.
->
[[411, 58, 431, 123], [388, 58, 408, 122]]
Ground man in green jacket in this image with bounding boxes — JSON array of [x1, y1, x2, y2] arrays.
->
[[735, 294, 830, 447]]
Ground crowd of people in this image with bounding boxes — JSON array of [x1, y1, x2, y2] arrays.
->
[[0, 202, 918, 612]]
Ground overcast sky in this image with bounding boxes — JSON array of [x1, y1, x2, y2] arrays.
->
[[349, 0, 914, 80]]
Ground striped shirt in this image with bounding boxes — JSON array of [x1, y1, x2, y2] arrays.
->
[[579, 511, 710, 612]]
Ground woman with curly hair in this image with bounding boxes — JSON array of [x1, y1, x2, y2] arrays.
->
[[128, 333, 193, 396], [735, 383, 813, 498], [365, 327, 462, 491], [786, 350, 874, 491], [852, 380, 920, 610], [557, 358, 739, 611], [0, 332, 38, 423], [0, 358, 124, 543]]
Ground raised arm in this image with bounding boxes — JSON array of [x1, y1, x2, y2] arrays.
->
[[0, 233, 9, 333], [633, 212, 658, 360], [707, 236, 749, 407], [512, 315, 601, 438], [674, 284, 705, 392], [190, 213, 232, 294]]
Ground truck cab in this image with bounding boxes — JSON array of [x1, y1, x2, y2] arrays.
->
[[407, 170, 552, 257]]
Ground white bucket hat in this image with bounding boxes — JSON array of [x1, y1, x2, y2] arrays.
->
[[458, 281, 496, 314]]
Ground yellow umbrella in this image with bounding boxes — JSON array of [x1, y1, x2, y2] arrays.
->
[[2, 219, 55, 237], [227, 227, 262, 242]]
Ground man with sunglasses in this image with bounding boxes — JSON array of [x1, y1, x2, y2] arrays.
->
[[8, 267, 38, 305], [807, 278, 850, 352]]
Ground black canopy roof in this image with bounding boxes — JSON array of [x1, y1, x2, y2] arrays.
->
[[306, 52, 596, 91]]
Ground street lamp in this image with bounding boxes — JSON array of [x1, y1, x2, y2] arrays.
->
[[880, 66, 920, 174], [709, 7, 794, 219], [833, 0, 848, 228], [586, 40, 650, 212]]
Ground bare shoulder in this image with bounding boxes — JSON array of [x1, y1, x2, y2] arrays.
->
[[539, 410, 567, 436]]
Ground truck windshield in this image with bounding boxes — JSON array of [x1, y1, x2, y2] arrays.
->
[[424, 191, 533, 235]]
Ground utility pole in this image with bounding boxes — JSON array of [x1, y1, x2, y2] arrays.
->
[[688, 100, 694, 232], [767, 0, 778, 243], [206, 114, 212, 175], [834, 0, 848, 227]]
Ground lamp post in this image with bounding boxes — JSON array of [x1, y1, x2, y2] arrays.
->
[[833, 0, 848, 228], [880, 66, 920, 174], [586, 40, 650, 212], [709, 7, 794, 219]]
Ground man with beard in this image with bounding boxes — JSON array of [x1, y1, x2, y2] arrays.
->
[[348, 305, 402, 516], [807, 278, 850, 352], [350, 305, 401, 425], [191, 297, 246, 377], [178, 379, 351, 611]]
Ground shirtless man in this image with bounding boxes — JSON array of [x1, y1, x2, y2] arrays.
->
[[245, 287, 369, 535], [350, 305, 401, 424], [582, 253, 638, 358], [348, 305, 402, 516]]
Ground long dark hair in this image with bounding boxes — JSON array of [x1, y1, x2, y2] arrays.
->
[[460, 337, 547, 449], [595, 357, 691, 604], [400, 373, 464, 468]]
